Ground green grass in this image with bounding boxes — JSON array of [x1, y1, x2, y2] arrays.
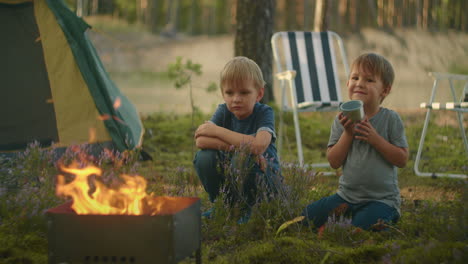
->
[[0, 109, 467, 263]]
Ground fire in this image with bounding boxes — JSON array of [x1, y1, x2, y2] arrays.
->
[[56, 164, 174, 215]]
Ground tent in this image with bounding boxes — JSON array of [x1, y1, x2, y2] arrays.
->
[[0, 0, 144, 155]]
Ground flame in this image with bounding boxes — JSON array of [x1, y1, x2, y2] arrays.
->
[[56, 164, 171, 215]]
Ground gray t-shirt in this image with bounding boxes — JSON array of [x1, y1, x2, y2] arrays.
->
[[328, 107, 408, 214]]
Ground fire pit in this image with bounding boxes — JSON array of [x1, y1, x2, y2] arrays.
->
[[46, 197, 201, 263]]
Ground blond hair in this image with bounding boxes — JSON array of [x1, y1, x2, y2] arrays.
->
[[220, 56, 266, 92], [351, 53, 395, 88]]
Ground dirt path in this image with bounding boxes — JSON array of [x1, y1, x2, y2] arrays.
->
[[89, 27, 468, 115]]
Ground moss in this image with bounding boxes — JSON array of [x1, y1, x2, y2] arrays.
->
[[207, 236, 323, 264], [0, 245, 46, 264], [396, 240, 467, 264], [328, 244, 389, 263]]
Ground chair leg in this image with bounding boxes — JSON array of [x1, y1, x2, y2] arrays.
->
[[292, 107, 303, 166], [415, 108, 467, 179], [277, 84, 287, 162], [455, 111, 468, 154], [414, 109, 432, 177]]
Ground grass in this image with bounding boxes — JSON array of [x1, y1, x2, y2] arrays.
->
[[0, 109, 467, 263]]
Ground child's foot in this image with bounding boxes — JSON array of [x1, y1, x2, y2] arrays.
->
[[201, 208, 215, 219], [237, 208, 252, 225]]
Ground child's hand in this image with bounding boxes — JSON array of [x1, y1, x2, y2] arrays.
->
[[195, 121, 218, 139], [354, 118, 381, 145], [338, 113, 355, 135], [256, 155, 267, 172]]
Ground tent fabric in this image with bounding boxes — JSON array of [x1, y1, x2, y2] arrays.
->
[[36, 0, 112, 148], [44, 0, 144, 150], [0, 2, 59, 151], [0, 0, 143, 153]]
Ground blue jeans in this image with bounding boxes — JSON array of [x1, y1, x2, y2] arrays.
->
[[302, 193, 399, 230], [193, 149, 280, 207]]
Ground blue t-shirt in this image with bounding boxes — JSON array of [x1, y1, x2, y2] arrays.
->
[[210, 102, 280, 174], [328, 107, 408, 214]]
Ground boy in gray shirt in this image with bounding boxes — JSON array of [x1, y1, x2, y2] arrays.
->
[[302, 53, 409, 230]]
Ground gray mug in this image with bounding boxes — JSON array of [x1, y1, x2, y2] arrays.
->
[[340, 100, 364, 122]]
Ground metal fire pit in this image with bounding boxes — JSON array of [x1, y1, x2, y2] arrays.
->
[[46, 197, 201, 264]]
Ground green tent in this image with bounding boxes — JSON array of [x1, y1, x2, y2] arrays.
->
[[0, 0, 143, 154]]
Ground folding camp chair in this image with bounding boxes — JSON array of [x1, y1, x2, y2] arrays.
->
[[414, 72, 468, 179], [271, 31, 349, 167]]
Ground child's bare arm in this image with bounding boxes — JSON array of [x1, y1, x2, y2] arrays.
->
[[195, 121, 271, 155], [354, 119, 408, 167], [195, 136, 231, 151], [213, 127, 271, 155], [327, 114, 354, 169], [327, 133, 353, 169], [250, 130, 272, 155]]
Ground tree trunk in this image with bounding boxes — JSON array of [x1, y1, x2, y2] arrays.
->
[[136, 0, 142, 24], [367, 0, 378, 27], [462, 1, 467, 31], [235, 0, 276, 104], [416, 0, 422, 28], [287, 0, 297, 29], [338, 0, 348, 31], [163, 0, 179, 36], [303, 0, 311, 30], [386, 0, 395, 27], [396, 0, 403, 27], [377, 0, 384, 27], [76, 0, 84, 17], [349, 0, 357, 31], [313, 0, 328, 31], [90, 0, 98, 15], [423, 0, 429, 29], [146, 0, 159, 34]]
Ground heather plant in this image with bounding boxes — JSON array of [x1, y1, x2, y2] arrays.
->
[[0, 142, 60, 233], [318, 214, 373, 246], [161, 165, 201, 197], [219, 144, 255, 208], [1, 110, 467, 263]]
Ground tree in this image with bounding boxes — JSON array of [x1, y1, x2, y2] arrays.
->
[[234, 0, 276, 104], [313, 0, 328, 31]]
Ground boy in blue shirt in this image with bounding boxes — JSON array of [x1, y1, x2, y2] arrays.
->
[[193, 56, 282, 223], [302, 53, 409, 230]]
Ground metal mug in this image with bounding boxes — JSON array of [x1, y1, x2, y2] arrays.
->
[[340, 100, 364, 122]]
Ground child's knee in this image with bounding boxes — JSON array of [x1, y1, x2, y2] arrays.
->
[[352, 205, 399, 231], [194, 149, 218, 169]]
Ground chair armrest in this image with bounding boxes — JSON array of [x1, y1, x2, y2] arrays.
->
[[275, 70, 296, 80]]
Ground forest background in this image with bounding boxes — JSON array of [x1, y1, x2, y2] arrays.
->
[[69, 0, 468, 115]]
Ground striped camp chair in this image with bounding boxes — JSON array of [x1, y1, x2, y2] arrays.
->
[[271, 31, 349, 167], [414, 72, 468, 179]]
